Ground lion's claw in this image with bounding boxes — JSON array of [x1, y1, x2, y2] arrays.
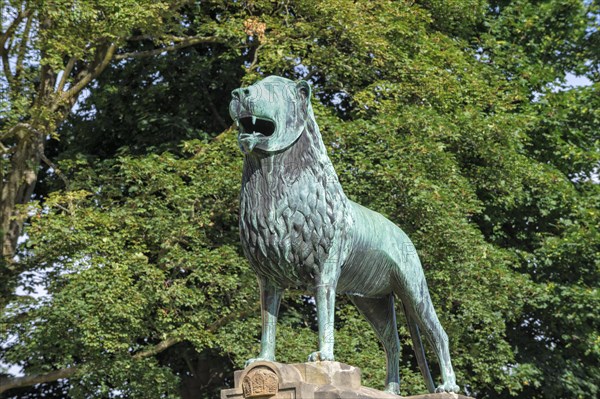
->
[[435, 382, 460, 393], [384, 382, 400, 395], [308, 351, 334, 362]]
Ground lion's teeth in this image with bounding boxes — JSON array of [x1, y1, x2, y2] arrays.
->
[[252, 116, 257, 125]]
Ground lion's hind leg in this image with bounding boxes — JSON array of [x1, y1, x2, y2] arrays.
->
[[403, 303, 435, 393], [394, 264, 459, 393], [348, 293, 401, 395]]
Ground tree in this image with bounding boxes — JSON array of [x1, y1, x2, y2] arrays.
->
[[1, 1, 598, 398], [0, 0, 230, 304], [500, 85, 600, 398]]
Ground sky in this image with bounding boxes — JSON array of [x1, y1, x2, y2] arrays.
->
[[564, 72, 593, 88]]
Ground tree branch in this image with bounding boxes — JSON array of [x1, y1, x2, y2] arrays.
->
[[56, 56, 76, 93], [132, 336, 181, 359], [208, 308, 257, 333], [1, 46, 13, 85], [0, 9, 31, 51], [15, 14, 32, 79], [113, 35, 223, 60], [61, 43, 116, 107], [0, 367, 77, 394], [34, 64, 56, 108], [40, 152, 69, 189], [58, 35, 224, 109], [201, 86, 229, 131], [246, 43, 265, 72], [0, 123, 40, 142], [0, 335, 182, 394], [126, 34, 212, 43]]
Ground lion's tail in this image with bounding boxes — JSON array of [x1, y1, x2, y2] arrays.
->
[[403, 303, 436, 393]]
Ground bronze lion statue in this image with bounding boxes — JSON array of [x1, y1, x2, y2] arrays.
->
[[230, 76, 459, 394]]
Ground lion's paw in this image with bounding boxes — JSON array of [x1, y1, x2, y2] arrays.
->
[[384, 382, 400, 395], [435, 381, 460, 393], [307, 351, 334, 362], [244, 357, 274, 368]]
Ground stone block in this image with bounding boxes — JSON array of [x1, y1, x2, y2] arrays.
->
[[221, 361, 474, 399]]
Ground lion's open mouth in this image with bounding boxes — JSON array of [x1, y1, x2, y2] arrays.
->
[[239, 116, 275, 137]]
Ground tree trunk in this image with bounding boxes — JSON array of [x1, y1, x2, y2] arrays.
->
[[1, 126, 43, 260], [0, 123, 45, 306]]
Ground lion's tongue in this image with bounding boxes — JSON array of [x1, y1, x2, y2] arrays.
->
[[239, 133, 260, 154]]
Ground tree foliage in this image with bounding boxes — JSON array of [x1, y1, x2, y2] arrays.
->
[[0, 0, 231, 302], [1, 1, 598, 398]]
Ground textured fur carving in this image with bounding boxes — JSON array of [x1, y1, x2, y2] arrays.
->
[[230, 76, 459, 394]]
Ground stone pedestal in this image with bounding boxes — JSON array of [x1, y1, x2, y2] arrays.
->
[[220, 361, 474, 399]]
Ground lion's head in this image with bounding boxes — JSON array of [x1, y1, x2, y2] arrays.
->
[[229, 76, 312, 154]]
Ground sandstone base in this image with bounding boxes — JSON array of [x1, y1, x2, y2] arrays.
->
[[220, 361, 473, 399]]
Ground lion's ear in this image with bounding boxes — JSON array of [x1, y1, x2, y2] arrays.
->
[[296, 80, 311, 103]]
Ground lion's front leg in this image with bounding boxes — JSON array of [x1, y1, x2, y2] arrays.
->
[[246, 278, 283, 367], [308, 281, 336, 362]]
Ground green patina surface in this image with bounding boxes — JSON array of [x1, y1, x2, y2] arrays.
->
[[230, 76, 459, 394]]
